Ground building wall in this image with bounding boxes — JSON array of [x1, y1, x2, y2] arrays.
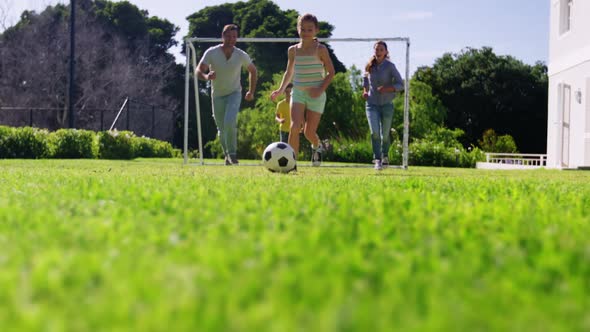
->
[[548, 0, 590, 67], [547, 64, 590, 168], [547, 0, 590, 168]]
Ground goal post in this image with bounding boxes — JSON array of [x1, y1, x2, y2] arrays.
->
[[184, 37, 411, 169]]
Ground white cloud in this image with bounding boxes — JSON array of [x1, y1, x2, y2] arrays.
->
[[392, 11, 434, 21]]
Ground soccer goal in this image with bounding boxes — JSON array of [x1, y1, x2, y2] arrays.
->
[[183, 37, 411, 169]]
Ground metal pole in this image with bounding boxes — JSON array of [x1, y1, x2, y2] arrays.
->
[[183, 42, 190, 164], [109, 97, 129, 131], [68, 0, 76, 128], [190, 42, 204, 165], [402, 39, 411, 170]]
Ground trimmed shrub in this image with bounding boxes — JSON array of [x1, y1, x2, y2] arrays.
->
[[0, 126, 51, 159], [204, 138, 223, 159], [0, 126, 15, 158], [408, 139, 485, 168], [409, 140, 459, 167], [388, 136, 403, 165], [495, 135, 518, 153], [50, 129, 98, 159], [1, 127, 177, 160], [98, 130, 135, 159], [460, 146, 486, 168], [424, 127, 465, 149], [324, 137, 373, 163], [237, 107, 277, 159], [386, 128, 485, 168], [133, 136, 176, 158], [478, 129, 519, 153]]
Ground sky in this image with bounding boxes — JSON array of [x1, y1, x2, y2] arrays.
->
[[2, 0, 549, 76]]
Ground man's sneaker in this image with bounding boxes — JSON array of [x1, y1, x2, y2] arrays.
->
[[374, 159, 383, 170], [382, 156, 389, 168], [229, 155, 239, 165], [311, 145, 323, 167], [224, 155, 231, 166]]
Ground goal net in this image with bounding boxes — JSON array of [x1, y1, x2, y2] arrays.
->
[[183, 37, 411, 169]]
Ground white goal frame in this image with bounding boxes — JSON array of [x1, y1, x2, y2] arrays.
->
[[184, 37, 411, 169]]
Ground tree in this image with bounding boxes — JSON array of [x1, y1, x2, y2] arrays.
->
[[478, 128, 518, 153], [414, 47, 548, 153], [186, 0, 346, 91], [92, 0, 178, 60], [0, 0, 13, 31], [0, 0, 180, 140], [392, 79, 447, 141], [320, 66, 367, 140], [185, 0, 348, 152]]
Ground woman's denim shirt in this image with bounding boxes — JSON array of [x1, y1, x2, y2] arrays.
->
[[363, 59, 404, 106]]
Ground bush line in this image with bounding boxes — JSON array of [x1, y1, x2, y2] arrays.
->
[[0, 126, 179, 159]]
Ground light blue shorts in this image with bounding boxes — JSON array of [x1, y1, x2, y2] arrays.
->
[[291, 88, 326, 114]]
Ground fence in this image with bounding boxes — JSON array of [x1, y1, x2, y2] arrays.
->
[[476, 153, 547, 169], [0, 99, 177, 142]]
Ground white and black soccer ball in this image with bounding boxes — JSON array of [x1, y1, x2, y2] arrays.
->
[[262, 142, 297, 173]]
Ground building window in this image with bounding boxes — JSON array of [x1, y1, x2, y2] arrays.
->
[[560, 84, 572, 167], [560, 0, 573, 34]]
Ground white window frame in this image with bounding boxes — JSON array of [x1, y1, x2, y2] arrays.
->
[[559, 0, 573, 35], [560, 83, 571, 167]]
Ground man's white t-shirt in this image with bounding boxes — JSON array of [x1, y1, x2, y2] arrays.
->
[[199, 45, 252, 97]]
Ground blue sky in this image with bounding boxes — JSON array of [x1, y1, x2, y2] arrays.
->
[[3, 0, 549, 75]]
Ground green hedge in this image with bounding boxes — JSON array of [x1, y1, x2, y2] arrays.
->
[[51, 129, 98, 159], [0, 126, 486, 166], [0, 126, 51, 159], [0, 126, 14, 158], [0, 126, 177, 160], [409, 140, 481, 168], [133, 136, 177, 158], [323, 137, 373, 163], [321, 129, 485, 168], [98, 130, 136, 159]]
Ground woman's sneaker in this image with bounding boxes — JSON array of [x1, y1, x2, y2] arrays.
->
[[224, 154, 239, 165], [382, 156, 389, 168], [312, 150, 321, 167], [374, 159, 383, 170], [311, 144, 324, 167]]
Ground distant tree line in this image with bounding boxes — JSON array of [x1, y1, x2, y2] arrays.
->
[[1, 0, 548, 156], [413, 47, 548, 153]]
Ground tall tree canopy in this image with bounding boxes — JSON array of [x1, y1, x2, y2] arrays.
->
[[0, 0, 180, 132], [184, 0, 348, 153], [186, 0, 346, 87], [414, 47, 548, 153], [392, 79, 447, 141], [92, 0, 178, 59]]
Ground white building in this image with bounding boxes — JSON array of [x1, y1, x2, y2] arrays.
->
[[546, 0, 590, 169]]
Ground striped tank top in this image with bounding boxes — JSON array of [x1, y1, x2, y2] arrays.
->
[[293, 46, 324, 88]]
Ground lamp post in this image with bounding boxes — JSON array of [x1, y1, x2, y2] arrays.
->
[[68, 0, 76, 128]]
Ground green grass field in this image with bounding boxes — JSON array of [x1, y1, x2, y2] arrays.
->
[[1, 159, 590, 331]]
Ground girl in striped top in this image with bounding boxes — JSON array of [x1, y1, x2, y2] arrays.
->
[[271, 13, 335, 166]]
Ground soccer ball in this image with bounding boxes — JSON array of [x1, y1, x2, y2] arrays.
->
[[262, 142, 297, 173]]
